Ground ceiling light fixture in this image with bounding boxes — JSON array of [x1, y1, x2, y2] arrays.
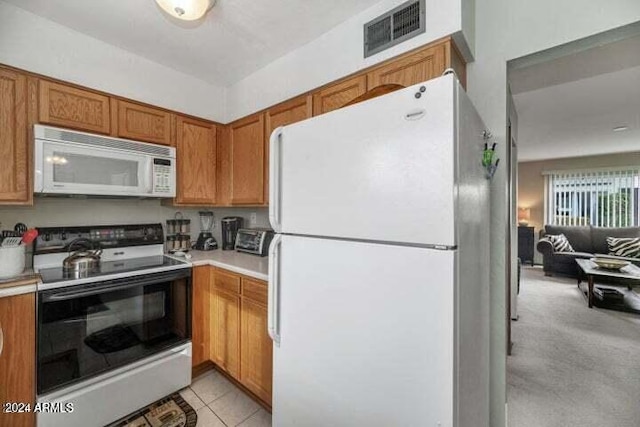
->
[[613, 126, 629, 132], [155, 0, 215, 21]]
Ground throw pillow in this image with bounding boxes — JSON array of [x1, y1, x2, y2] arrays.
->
[[606, 237, 640, 258], [546, 234, 575, 253]]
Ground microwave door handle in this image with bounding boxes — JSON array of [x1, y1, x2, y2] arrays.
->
[[144, 159, 153, 193]]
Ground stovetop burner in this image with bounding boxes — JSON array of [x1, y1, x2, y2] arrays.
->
[[38, 255, 188, 284]]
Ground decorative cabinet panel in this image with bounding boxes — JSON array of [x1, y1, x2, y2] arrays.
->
[[0, 68, 29, 203], [264, 95, 312, 204], [116, 100, 173, 145], [367, 43, 446, 89], [175, 116, 217, 205], [210, 286, 241, 378], [229, 114, 265, 205], [38, 80, 111, 134], [192, 266, 211, 367], [367, 39, 466, 89], [0, 293, 36, 427], [312, 75, 367, 115]]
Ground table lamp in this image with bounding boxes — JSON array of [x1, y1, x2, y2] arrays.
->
[[518, 208, 531, 226]]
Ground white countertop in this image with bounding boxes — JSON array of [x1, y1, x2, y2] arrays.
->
[[0, 269, 39, 298], [178, 250, 269, 281]]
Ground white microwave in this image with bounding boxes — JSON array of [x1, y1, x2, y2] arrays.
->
[[34, 125, 176, 198]]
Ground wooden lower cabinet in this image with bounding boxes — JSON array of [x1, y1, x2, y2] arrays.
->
[[192, 266, 211, 366], [0, 293, 36, 427], [240, 297, 273, 405], [210, 284, 241, 378], [200, 267, 272, 406]]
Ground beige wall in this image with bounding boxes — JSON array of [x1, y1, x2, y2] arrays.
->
[[518, 152, 640, 233]]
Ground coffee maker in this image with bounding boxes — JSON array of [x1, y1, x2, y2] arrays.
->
[[195, 211, 217, 251], [221, 217, 243, 250]]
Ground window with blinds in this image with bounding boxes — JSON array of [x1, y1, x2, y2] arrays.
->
[[544, 168, 640, 227]]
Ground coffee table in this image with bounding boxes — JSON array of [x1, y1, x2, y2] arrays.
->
[[575, 259, 640, 308]]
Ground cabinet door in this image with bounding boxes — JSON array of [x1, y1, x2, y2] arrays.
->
[[312, 75, 367, 116], [38, 80, 111, 134], [0, 69, 29, 203], [367, 43, 446, 90], [0, 293, 36, 427], [175, 116, 217, 205], [264, 95, 312, 204], [240, 294, 272, 405], [210, 289, 240, 377], [230, 114, 265, 205], [116, 100, 173, 145], [192, 266, 211, 367]]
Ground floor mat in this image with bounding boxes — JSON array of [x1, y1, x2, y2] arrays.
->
[[109, 393, 197, 427]]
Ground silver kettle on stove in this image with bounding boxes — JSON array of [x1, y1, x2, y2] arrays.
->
[[63, 238, 103, 275]]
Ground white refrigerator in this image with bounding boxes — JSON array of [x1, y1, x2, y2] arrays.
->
[[268, 74, 491, 427]]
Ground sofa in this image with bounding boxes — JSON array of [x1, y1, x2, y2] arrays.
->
[[536, 225, 640, 277]]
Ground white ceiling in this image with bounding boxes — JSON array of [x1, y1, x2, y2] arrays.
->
[[4, 0, 380, 86], [511, 36, 640, 162]]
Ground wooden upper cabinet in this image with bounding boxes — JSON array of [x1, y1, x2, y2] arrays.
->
[[175, 116, 217, 205], [116, 100, 173, 145], [229, 113, 265, 205], [313, 75, 367, 116], [367, 39, 466, 90], [0, 293, 36, 427], [38, 80, 111, 134], [0, 68, 29, 203], [367, 43, 446, 90], [266, 95, 313, 133], [264, 95, 312, 203]]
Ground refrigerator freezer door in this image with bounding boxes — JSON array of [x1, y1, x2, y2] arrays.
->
[[271, 75, 456, 246], [272, 235, 455, 427]]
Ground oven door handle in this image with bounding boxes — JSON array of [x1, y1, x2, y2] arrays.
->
[[41, 269, 190, 302]]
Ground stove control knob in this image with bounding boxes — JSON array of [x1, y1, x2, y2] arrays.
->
[[44, 233, 51, 242], [60, 232, 67, 241]]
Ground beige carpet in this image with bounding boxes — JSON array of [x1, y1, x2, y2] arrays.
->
[[508, 266, 640, 427]]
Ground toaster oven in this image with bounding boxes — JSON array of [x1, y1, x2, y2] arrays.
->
[[235, 229, 274, 256]]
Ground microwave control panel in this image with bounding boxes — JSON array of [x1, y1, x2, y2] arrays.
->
[[153, 158, 172, 194]]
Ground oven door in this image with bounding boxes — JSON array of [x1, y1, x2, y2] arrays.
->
[[35, 139, 153, 196], [37, 269, 191, 395]]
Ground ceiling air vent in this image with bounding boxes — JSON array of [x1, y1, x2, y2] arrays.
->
[[364, 0, 425, 58]]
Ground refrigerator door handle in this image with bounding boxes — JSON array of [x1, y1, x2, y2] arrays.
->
[[268, 234, 282, 346], [269, 127, 284, 232]]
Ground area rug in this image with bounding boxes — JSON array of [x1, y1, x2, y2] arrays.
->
[[109, 393, 197, 427]]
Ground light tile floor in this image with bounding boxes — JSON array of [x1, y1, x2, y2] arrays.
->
[[180, 370, 272, 427]]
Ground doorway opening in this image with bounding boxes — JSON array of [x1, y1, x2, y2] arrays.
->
[[506, 26, 640, 427]]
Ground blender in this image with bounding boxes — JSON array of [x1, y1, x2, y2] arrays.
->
[[195, 211, 217, 250]]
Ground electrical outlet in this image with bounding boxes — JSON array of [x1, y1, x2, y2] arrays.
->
[[250, 212, 257, 226]]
